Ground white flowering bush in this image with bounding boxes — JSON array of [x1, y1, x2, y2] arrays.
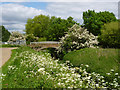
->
[[8, 31, 25, 42], [57, 24, 99, 58], [1, 48, 119, 88]]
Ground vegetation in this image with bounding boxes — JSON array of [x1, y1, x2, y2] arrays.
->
[[0, 44, 20, 47], [26, 34, 39, 44], [46, 16, 78, 41], [57, 24, 98, 59], [1, 47, 120, 88], [98, 21, 120, 48], [8, 31, 25, 42], [63, 48, 120, 78], [25, 15, 78, 41], [1, 10, 120, 89], [25, 15, 50, 38], [83, 10, 117, 36], [0, 26, 11, 42]]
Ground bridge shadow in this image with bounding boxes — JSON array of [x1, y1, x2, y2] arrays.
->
[[44, 47, 59, 60], [29, 41, 61, 59]]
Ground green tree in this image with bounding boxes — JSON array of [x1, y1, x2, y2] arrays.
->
[[99, 21, 120, 48], [0, 26, 11, 42], [46, 16, 78, 41], [25, 15, 78, 41], [83, 10, 117, 36], [25, 15, 50, 38]]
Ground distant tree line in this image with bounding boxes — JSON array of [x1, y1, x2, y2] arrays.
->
[[25, 15, 79, 42], [1, 10, 119, 48]]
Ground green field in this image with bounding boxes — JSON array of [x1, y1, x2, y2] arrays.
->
[[63, 48, 120, 75]]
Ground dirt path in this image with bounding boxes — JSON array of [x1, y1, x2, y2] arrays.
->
[[0, 47, 18, 67]]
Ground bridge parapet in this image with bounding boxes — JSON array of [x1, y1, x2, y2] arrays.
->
[[30, 41, 60, 45], [29, 41, 61, 51]]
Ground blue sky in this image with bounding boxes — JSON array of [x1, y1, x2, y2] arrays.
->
[[0, 1, 119, 33], [2, 2, 48, 10]]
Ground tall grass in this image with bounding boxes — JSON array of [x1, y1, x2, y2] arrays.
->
[[63, 48, 120, 75]]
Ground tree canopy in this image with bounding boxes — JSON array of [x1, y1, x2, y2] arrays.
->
[[83, 10, 117, 36], [0, 25, 11, 42], [25, 15, 78, 41], [99, 21, 120, 48]]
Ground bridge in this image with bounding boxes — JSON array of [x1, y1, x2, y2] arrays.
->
[[29, 41, 61, 51]]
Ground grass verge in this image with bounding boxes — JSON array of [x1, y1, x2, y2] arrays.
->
[[63, 48, 120, 76]]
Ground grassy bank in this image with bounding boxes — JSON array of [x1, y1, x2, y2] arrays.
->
[[63, 48, 120, 76], [1, 47, 120, 88]]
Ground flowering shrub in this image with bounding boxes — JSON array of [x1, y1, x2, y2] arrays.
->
[[8, 31, 25, 42], [57, 24, 99, 58], [2, 49, 119, 88]]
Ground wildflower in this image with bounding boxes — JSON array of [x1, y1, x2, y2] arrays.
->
[[85, 65, 89, 67], [115, 73, 118, 75], [106, 73, 111, 75], [38, 68, 45, 72]]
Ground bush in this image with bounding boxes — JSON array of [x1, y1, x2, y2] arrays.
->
[[99, 21, 120, 48], [8, 31, 25, 42], [57, 24, 99, 59]]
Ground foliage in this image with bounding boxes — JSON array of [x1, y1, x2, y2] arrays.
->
[[57, 24, 98, 59], [46, 16, 78, 41], [63, 48, 120, 77], [1, 46, 120, 88], [98, 21, 120, 48], [0, 26, 11, 42], [26, 34, 39, 44], [83, 10, 117, 36], [38, 37, 46, 42], [8, 31, 25, 42], [25, 15, 78, 41], [25, 15, 50, 38]]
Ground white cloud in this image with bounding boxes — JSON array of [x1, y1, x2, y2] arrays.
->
[[0, 3, 48, 32], [46, 2, 118, 24], [0, 2, 119, 32], [1, 0, 120, 2]]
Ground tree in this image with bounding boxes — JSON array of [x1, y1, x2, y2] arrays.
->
[[83, 10, 117, 36], [99, 21, 120, 48], [25, 14, 50, 38], [0, 25, 11, 42], [46, 16, 78, 41], [25, 15, 78, 41]]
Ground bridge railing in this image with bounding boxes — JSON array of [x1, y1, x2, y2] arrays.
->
[[30, 41, 61, 45]]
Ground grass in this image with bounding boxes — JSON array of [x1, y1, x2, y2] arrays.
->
[[0, 44, 20, 48], [1, 47, 120, 88], [2, 46, 61, 88], [63, 48, 120, 76], [1, 46, 39, 88]]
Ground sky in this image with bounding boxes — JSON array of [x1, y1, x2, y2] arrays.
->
[[0, 0, 120, 33]]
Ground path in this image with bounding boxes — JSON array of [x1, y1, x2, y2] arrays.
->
[[0, 47, 17, 67]]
